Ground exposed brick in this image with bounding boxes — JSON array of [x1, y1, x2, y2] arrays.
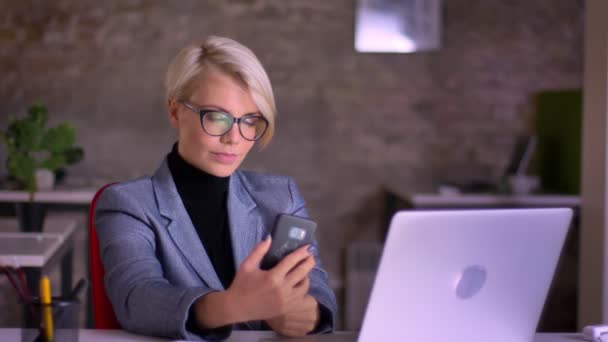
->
[[0, 0, 584, 305]]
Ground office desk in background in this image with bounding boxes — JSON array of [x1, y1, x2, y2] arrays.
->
[[0, 329, 585, 342], [382, 189, 581, 241], [394, 192, 581, 209], [0, 215, 80, 297], [0, 187, 98, 326], [0, 187, 97, 227], [0, 188, 97, 205]]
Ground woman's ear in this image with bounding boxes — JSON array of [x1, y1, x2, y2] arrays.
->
[[168, 98, 180, 129]]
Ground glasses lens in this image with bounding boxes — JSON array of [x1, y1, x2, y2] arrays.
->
[[239, 115, 268, 141], [202, 111, 233, 135]]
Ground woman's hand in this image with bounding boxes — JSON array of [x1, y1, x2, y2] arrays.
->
[[265, 294, 320, 337], [228, 237, 315, 321], [192, 237, 315, 329]]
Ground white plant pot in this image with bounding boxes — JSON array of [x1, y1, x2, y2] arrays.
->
[[35, 169, 55, 190]]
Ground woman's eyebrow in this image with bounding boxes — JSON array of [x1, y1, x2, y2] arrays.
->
[[192, 103, 230, 113], [196, 103, 261, 117]]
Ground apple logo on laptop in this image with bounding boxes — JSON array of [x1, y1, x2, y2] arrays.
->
[[455, 265, 487, 299]]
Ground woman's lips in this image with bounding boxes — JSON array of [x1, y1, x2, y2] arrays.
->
[[211, 152, 237, 164]]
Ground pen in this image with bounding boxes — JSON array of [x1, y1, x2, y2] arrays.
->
[[40, 276, 53, 342], [69, 278, 88, 300], [0, 266, 32, 303]]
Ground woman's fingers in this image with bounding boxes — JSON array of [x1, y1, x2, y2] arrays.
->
[[285, 256, 315, 288], [241, 236, 272, 271], [273, 244, 311, 276]]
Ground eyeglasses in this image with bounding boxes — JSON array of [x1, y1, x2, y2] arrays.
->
[[180, 101, 269, 141]]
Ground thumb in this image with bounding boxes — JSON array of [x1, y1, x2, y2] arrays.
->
[[242, 235, 272, 270]]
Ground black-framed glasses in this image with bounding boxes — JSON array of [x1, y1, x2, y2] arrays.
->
[[180, 101, 269, 141]]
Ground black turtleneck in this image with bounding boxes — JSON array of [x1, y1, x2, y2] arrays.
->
[[167, 144, 236, 289]]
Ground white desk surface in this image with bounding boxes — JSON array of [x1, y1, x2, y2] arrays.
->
[[0, 329, 584, 341], [403, 193, 581, 208], [0, 215, 79, 267], [0, 215, 81, 234], [0, 188, 97, 204]]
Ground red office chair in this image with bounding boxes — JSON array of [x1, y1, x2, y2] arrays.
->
[[88, 183, 121, 329]]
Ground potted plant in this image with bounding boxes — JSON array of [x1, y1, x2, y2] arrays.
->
[[0, 104, 84, 231]]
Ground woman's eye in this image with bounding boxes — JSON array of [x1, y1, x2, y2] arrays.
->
[[207, 112, 227, 122], [242, 117, 259, 127]]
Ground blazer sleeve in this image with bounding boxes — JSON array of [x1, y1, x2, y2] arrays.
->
[[94, 185, 230, 341], [287, 177, 338, 333]]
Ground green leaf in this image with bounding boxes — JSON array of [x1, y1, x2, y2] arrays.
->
[[40, 123, 76, 153], [7, 154, 35, 189], [28, 104, 48, 127], [39, 153, 67, 171], [9, 117, 44, 151], [0, 103, 84, 191]]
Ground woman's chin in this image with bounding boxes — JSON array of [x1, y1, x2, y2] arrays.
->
[[205, 164, 238, 178]]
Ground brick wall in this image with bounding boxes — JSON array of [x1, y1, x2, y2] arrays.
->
[[0, 0, 583, 288]]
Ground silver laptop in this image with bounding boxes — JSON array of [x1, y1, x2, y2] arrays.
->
[[358, 208, 572, 342]]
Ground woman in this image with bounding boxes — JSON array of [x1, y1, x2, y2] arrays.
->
[[95, 36, 337, 340]]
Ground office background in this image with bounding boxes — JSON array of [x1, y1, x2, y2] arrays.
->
[[0, 0, 584, 327]]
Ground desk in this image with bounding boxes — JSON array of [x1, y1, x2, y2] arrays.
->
[[0, 215, 78, 297], [0, 329, 585, 341], [400, 193, 581, 209], [0, 188, 100, 327], [0, 188, 97, 204], [382, 191, 581, 241], [0, 189, 100, 327]]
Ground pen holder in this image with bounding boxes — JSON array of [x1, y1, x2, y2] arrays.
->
[[22, 297, 79, 342], [508, 174, 540, 195]]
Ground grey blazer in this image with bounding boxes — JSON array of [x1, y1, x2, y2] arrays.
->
[[94, 160, 337, 340]]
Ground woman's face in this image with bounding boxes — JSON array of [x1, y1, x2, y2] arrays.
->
[[168, 70, 259, 177]]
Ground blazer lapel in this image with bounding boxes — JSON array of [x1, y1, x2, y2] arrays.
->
[[152, 160, 224, 290], [227, 171, 263, 268]]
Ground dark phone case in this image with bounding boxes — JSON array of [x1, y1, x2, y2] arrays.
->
[[260, 214, 317, 270]]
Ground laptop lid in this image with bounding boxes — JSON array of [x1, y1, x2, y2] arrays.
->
[[358, 208, 572, 342]]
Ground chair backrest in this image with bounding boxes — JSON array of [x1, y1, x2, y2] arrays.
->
[[88, 183, 121, 329]]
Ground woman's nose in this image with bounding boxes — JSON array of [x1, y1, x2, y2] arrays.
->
[[220, 123, 241, 144]]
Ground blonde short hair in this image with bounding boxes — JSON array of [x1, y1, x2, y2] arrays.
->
[[165, 36, 276, 148]]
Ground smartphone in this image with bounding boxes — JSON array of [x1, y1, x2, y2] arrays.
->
[[260, 214, 317, 270]]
